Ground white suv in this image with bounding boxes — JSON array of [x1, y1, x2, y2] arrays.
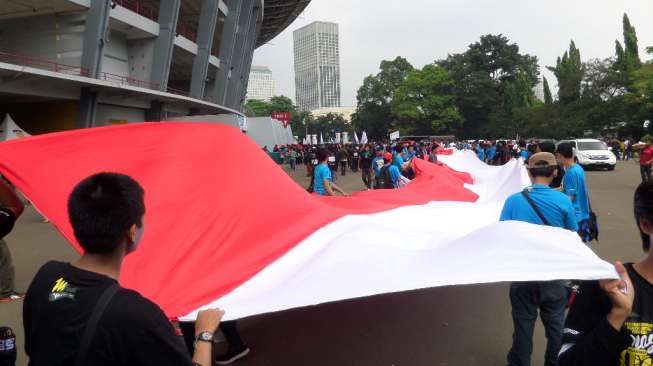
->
[[557, 139, 617, 170]]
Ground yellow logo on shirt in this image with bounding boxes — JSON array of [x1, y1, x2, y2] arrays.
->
[[51, 278, 68, 292], [49, 277, 77, 302]]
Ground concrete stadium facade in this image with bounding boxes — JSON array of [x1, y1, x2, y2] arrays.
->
[[0, 0, 310, 133]]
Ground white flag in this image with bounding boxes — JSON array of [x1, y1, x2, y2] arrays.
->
[[354, 132, 359, 144], [361, 131, 368, 144]]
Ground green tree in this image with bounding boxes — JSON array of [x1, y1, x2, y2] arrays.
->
[[543, 77, 553, 104], [352, 57, 414, 140], [391, 64, 462, 135], [615, 13, 641, 72], [548, 40, 584, 104], [309, 112, 350, 139], [438, 34, 539, 137], [243, 99, 270, 117]]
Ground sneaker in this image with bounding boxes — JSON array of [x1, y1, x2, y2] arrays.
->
[[0, 292, 24, 302], [215, 345, 250, 365]]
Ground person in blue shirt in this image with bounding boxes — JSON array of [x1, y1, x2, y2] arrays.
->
[[556, 142, 592, 242], [372, 148, 385, 189], [500, 152, 578, 366], [381, 152, 402, 188], [313, 149, 348, 196], [475, 143, 485, 161], [404, 145, 416, 162], [393, 145, 406, 170], [487, 143, 497, 164]]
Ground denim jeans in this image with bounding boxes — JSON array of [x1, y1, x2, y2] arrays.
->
[[0, 240, 15, 297], [641, 165, 651, 183], [507, 281, 568, 366]]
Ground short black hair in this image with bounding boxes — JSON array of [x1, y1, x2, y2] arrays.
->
[[634, 181, 653, 251], [528, 166, 557, 178], [68, 173, 145, 254], [316, 148, 329, 162], [538, 141, 555, 154], [556, 142, 574, 159], [395, 145, 403, 153]]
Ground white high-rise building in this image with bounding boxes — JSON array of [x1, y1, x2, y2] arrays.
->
[[246, 66, 275, 101], [293, 21, 341, 111]]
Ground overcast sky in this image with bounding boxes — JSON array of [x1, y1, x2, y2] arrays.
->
[[252, 0, 653, 107]]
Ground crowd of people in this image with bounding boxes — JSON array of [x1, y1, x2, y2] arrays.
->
[[4, 135, 653, 365]]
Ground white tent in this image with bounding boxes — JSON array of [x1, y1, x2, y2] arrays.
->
[[0, 114, 31, 141]]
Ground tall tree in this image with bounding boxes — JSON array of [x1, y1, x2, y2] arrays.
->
[[543, 77, 553, 104], [353, 57, 414, 140], [438, 34, 539, 137], [548, 40, 584, 104], [391, 64, 462, 135]]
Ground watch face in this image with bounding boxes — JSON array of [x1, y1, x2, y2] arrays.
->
[[199, 332, 213, 342]]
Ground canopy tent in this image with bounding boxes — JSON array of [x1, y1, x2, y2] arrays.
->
[[245, 117, 296, 148], [0, 114, 31, 141]]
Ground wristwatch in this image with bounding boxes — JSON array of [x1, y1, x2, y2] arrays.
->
[[194, 331, 214, 348]]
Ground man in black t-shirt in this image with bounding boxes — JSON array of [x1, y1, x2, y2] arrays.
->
[[558, 181, 653, 366], [24, 173, 223, 366], [0, 177, 24, 302], [360, 145, 373, 189]]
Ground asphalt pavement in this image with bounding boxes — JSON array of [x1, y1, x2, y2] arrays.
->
[[0, 158, 644, 366]]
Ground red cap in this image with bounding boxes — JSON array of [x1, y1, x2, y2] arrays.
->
[[383, 152, 392, 161]]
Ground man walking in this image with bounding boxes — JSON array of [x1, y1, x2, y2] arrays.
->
[[360, 145, 373, 189], [500, 152, 578, 366], [636, 137, 653, 183], [0, 177, 24, 302], [556, 142, 592, 242]]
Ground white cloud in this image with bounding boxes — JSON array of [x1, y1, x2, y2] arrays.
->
[[253, 0, 653, 106]]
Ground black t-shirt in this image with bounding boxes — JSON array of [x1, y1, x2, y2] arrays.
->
[[360, 151, 373, 169], [560, 263, 653, 366], [0, 208, 16, 239], [23, 261, 192, 366]]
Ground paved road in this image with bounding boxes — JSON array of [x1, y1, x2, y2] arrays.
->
[[1, 159, 644, 365]]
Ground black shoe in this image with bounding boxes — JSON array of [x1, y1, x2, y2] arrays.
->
[[215, 345, 250, 365]]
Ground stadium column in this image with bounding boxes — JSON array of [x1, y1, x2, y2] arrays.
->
[[225, 0, 255, 110], [76, 0, 111, 128], [233, 3, 261, 111], [151, 0, 181, 93], [211, 0, 241, 106], [190, 0, 220, 100], [148, 0, 181, 121]]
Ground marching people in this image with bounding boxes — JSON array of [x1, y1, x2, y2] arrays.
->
[[556, 142, 593, 243], [500, 152, 578, 366], [336, 145, 349, 176], [635, 136, 653, 183], [380, 152, 402, 189], [313, 149, 348, 196], [558, 181, 653, 366], [23, 173, 224, 366], [373, 147, 386, 189], [360, 145, 374, 189]]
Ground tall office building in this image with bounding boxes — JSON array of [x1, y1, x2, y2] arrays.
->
[[293, 21, 341, 111], [246, 66, 275, 101]]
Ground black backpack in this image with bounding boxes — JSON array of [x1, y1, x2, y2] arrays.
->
[[380, 166, 394, 189]]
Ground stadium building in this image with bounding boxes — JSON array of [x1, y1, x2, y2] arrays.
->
[[0, 0, 310, 133]]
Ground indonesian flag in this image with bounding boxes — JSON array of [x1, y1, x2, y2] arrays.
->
[[0, 123, 616, 321]]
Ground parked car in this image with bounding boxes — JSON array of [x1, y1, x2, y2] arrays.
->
[[557, 139, 616, 170]]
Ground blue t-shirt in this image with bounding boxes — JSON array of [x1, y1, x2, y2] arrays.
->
[[393, 155, 404, 169], [562, 164, 590, 222], [476, 147, 485, 161], [404, 151, 415, 162], [313, 163, 332, 195], [373, 157, 385, 177], [519, 150, 529, 159], [388, 164, 401, 187], [500, 184, 578, 231], [487, 146, 496, 160]]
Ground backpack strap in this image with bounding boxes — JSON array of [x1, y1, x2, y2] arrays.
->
[[75, 283, 119, 366], [521, 189, 551, 226]]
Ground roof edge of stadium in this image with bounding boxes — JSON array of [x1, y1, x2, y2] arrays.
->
[[256, 0, 311, 48]]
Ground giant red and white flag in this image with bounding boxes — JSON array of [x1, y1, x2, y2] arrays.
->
[[0, 123, 616, 320]]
